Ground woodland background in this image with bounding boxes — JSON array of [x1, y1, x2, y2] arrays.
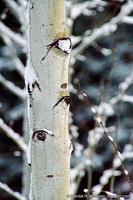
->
[[0, 0, 133, 199]]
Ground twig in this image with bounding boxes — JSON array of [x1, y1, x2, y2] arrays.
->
[[122, 16, 133, 24], [72, 0, 133, 60], [0, 21, 26, 48], [0, 181, 27, 200], [3, 0, 24, 25], [1, 32, 25, 77], [0, 118, 27, 153], [71, 126, 116, 197], [0, 74, 26, 101], [110, 67, 133, 105], [78, 82, 133, 194], [70, 0, 107, 20], [84, 188, 132, 199]]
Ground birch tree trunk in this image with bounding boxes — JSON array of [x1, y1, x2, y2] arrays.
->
[[25, 0, 72, 199]]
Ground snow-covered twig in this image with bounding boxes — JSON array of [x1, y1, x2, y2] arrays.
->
[[119, 69, 133, 92], [92, 42, 112, 56], [3, 0, 24, 25], [78, 83, 133, 194], [17, 0, 28, 35], [123, 16, 133, 24], [110, 68, 133, 105], [0, 181, 27, 200], [92, 149, 133, 195], [69, 0, 107, 20], [1, 33, 25, 77], [72, 0, 133, 60], [122, 95, 133, 103], [110, 94, 133, 105], [70, 35, 81, 47], [0, 21, 26, 48], [0, 74, 26, 101], [0, 118, 27, 153], [18, 0, 27, 8], [71, 126, 116, 196]]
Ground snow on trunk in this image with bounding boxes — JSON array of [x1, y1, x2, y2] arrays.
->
[[25, 0, 72, 199]]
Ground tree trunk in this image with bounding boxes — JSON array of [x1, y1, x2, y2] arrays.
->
[[22, 104, 31, 199], [25, 0, 72, 199]]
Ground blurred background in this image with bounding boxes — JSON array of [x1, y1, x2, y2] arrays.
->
[[0, 0, 133, 199]]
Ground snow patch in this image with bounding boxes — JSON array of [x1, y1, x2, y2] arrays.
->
[[92, 184, 102, 194], [25, 60, 39, 91], [58, 38, 71, 54], [83, 189, 88, 193], [124, 170, 128, 175], [96, 117, 102, 123], [43, 128, 53, 136], [117, 151, 122, 159], [27, 137, 32, 165], [91, 107, 96, 114], [113, 157, 121, 168], [13, 151, 21, 157], [96, 102, 114, 116], [83, 93, 87, 97], [108, 135, 113, 142], [106, 191, 117, 198]]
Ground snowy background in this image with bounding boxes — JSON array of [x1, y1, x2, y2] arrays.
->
[[0, 0, 133, 199]]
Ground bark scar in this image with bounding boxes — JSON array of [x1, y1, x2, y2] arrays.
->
[[52, 95, 71, 109], [46, 175, 53, 178], [61, 83, 67, 89], [32, 129, 55, 142], [32, 130, 47, 142], [27, 81, 42, 96], [41, 37, 72, 63]]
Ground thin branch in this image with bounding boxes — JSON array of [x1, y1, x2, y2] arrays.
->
[[0, 118, 27, 153], [71, 126, 116, 196], [72, 0, 133, 59], [1, 32, 25, 77], [0, 21, 26, 48], [78, 83, 133, 194], [119, 68, 133, 92], [92, 150, 133, 196], [123, 95, 133, 103], [18, 0, 27, 8], [0, 74, 26, 101], [3, 0, 24, 25], [84, 188, 133, 199], [70, 0, 107, 20], [17, 0, 28, 35], [123, 16, 133, 24], [110, 68, 133, 105], [92, 42, 112, 56], [0, 181, 27, 200]]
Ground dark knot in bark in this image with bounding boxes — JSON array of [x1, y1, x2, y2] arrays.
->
[[32, 130, 47, 142]]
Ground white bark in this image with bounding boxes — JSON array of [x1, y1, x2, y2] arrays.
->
[[26, 0, 72, 199]]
